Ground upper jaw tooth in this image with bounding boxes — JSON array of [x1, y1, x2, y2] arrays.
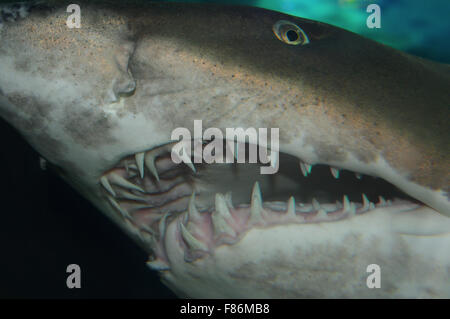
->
[[299, 161, 312, 177], [144, 152, 160, 181], [330, 167, 340, 179], [135, 152, 145, 178], [100, 176, 116, 196], [108, 172, 145, 193]]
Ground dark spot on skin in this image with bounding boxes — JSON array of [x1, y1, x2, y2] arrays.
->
[[62, 107, 118, 148], [14, 59, 30, 72]]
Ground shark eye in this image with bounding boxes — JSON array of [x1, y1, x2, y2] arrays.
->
[[273, 20, 310, 45]]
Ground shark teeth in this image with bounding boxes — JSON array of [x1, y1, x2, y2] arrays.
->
[[135, 152, 145, 178], [330, 167, 340, 179], [180, 223, 208, 251], [107, 195, 131, 219], [100, 176, 116, 197], [362, 193, 370, 210], [299, 161, 312, 177], [286, 196, 296, 218], [108, 172, 145, 193], [378, 196, 387, 206], [249, 182, 264, 224], [144, 152, 160, 182], [212, 194, 236, 237], [343, 195, 351, 212], [146, 259, 170, 271], [312, 198, 321, 211]]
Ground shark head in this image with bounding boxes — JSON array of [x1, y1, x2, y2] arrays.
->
[[0, 1, 449, 298]]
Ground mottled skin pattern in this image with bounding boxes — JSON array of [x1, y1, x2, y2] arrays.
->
[[0, 1, 449, 298]]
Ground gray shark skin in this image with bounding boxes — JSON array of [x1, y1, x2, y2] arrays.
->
[[0, 1, 449, 298]]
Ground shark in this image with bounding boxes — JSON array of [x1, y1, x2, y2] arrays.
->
[[0, 1, 449, 298]]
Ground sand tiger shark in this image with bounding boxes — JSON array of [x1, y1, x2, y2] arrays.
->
[[0, 1, 449, 298]]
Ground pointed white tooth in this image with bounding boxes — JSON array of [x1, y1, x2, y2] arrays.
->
[[188, 192, 202, 222], [378, 196, 387, 206], [107, 195, 131, 219], [117, 189, 147, 202], [335, 200, 343, 209], [362, 193, 370, 210], [100, 176, 116, 197], [369, 202, 375, 210], [177, 146, 196, 173], [212, 194, 236, 237], [135, 152, 145, 178], [316, 209, 327, 219], [109, 172, 145, 193], [250, 182, 264, 224], [286, 196, 296, 217], [300, 161, 312, 177], [330, 167, 340, 179], [146, 258, 170, 271], [343, 195, 351, 212], [215, 193, 232, 219], [184, 160, 196, 173], [355, 173, 362, 180], [180, 223, 208, 251], [387, 199, 392, 206], [144, 153, 160, 181], [305, 163, 312, 173], [312, 198, 321, 211], [300, 162, 308, 177]]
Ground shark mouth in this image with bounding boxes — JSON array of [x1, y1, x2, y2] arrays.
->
[[100, 140, 421, 267]]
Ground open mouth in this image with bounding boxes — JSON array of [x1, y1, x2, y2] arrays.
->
[[100, 140, 421, 264]]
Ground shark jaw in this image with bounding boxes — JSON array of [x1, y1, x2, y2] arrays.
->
[[0, 1, 448, 298], [96, 139, 450, 298]]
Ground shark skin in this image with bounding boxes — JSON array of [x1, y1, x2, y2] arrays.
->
[[0, 1, 449, 298]]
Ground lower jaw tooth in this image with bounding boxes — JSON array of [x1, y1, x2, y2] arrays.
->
[[378, 196, 387, 206], [249, 182, 264, 224], [146, 259, 170, 271], [180, 223, 208, 251], [312, 198, 321, 211], [316, 209, 327, 219], [109, 172, 145, 193], [107, 195, 131, 219], [286, 196, 296, 217]]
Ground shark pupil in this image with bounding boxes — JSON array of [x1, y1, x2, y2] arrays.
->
[[286, 30, 299, 42]]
